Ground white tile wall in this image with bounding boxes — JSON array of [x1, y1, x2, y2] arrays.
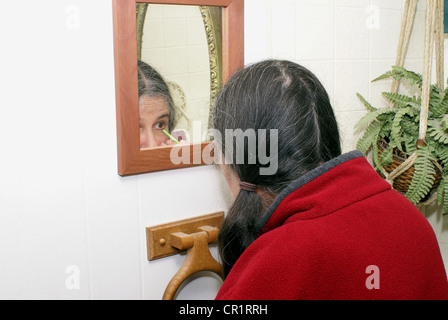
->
[[295, 5, 335, 61], [335, 7, 370, 60], [247, 0, 429, 154], [369, 9, 402, 59], [334, 60, 370, 111]]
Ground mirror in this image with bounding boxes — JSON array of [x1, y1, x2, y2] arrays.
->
[[112, 0, 244, 176], [136, 4, 222, 149]]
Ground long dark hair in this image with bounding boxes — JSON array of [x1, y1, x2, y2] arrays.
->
[[138, 60, 177, 131], [212, 60, 342, 277]]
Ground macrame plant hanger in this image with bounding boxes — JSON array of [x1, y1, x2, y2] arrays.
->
[[381, 0, 445, 206]]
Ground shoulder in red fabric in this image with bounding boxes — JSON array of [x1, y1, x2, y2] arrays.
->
[[216, 153, 448, 300]]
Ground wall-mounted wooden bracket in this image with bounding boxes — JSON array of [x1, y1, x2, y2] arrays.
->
[[146, 212, 224, 261]]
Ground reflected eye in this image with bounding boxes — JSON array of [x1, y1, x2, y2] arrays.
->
[[155, 122, 166, 130]]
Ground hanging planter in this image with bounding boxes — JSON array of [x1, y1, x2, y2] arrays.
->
[[355, 0, 446, 214], [355, 67, 447, 213], [377, 138, 443, 196]]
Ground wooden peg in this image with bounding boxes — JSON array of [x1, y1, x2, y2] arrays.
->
[[169, 226, 219, 250], [169, 232, 194, 250]]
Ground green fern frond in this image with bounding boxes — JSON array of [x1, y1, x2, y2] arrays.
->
[[437, 173, 448, 215], [428, 119, 448, 145], [356, 93, 377, 112], [437, 175, 444, 206], [401, 116, 419, 136], [373, 66, 423, 88], [356, 120, 382, 155], [371, 135, 383, 170], [441, 115, 448, 131], [405, 145, 437, 205], [354, 107, 396, 130], [429, 86, 448, 117], [435, 143, 448, 166], [372, 70, 395, 82], [379, 146, 393, 167], [430, 84, 445, 102], [391, 107, 417, 150], [382, 92, 420, 110], [443, 184, 448, 216], [402, 134, 417, 155], [378, 118, 392, 138]]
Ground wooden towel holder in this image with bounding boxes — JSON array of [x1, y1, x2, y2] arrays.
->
[[162, 226, 224, 300]]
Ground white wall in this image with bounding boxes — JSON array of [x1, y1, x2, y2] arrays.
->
[[0, 0, 446, 300]]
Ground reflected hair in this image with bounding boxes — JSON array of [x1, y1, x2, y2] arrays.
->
[[212, 59, 342, 277], [137, 60, 177, 131]]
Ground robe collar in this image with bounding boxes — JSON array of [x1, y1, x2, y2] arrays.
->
[[256, 150, 391, 235]]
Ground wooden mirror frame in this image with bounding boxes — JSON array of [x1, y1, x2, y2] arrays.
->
[[112, 0, 244, 176]]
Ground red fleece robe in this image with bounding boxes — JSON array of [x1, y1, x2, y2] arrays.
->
[[216, 151, 448, 300]]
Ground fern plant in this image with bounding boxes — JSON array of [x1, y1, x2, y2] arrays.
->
[[355, 66, 448, 215]]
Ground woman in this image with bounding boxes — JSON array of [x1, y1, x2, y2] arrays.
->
[[138, 60, 177, 149], [212, 59, 448, 300]]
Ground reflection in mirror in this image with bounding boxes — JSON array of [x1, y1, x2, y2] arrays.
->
[[136, 4, 222, 150], [112, 0, 243, 176]]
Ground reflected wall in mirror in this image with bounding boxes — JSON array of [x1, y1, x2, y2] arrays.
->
[[136, 4, 222, 150], [112, 0, 244, 176]]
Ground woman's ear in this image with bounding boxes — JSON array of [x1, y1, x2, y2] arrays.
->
[[220, 164, 241, 200]]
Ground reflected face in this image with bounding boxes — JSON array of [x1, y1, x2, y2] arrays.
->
[[139, 95, 170, 149]]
